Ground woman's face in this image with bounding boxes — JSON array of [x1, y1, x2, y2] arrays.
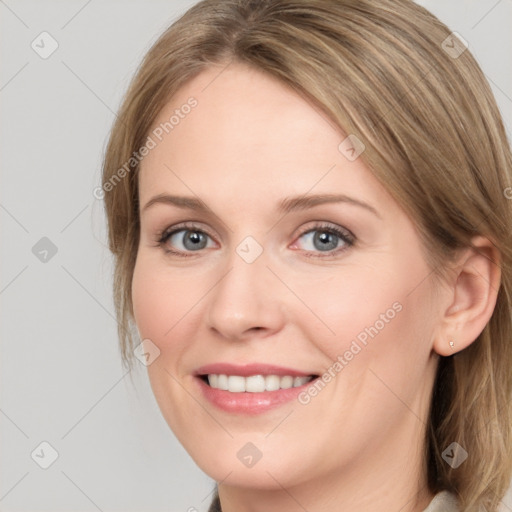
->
[[132, 62, 442, 492]]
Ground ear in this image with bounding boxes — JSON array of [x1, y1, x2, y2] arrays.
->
[[433, 236, 501, 357]]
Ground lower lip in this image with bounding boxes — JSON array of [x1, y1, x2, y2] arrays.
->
[[196, 376, 315, 415]]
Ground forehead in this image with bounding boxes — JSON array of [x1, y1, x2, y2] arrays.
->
[[137, 62, 394, 216]]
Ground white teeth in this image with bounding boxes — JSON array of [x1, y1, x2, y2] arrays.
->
[[293, 376, 310, 387], [227, 375, 245, 393], [208, 374, 218, 388], [280, 375, 294, 389], [265, 375, 280, 391], [217, 374, 228, 390], [245, 375, 266, 392], [206, 374, 314, 392]]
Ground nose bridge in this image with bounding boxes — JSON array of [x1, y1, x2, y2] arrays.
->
[[205, 236, 285, 339]]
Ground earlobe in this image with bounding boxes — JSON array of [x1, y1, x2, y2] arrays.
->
[[433, 236, 501, 357]]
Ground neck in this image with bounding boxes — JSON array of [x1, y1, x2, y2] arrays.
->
[[217, 414, 435, 512]]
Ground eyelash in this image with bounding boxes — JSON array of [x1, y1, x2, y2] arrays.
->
[[155, 221, 355, 259]]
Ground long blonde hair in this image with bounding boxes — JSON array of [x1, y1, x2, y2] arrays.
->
[[101, 1, 512, 509]]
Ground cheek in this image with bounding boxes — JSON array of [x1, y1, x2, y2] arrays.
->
[[131, 257, 198, 425], [131, 261, 166, 341], [131, 254, 215, 391], [286, 261, 435, 450], [299, 253, 435, 380], [294, 265, 405, 351], [131, 256, 193, 346]]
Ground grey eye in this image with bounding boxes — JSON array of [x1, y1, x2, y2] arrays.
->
[[169, 230, 211, 251], [298, 230, 346, 252]]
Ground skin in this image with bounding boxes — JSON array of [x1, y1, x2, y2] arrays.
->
[[131, 61, 501, 512]]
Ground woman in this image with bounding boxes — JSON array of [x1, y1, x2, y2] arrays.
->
[[100, 1, 512, 510]]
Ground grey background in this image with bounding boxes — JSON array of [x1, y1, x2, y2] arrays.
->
[[1, 1, 511, 511]]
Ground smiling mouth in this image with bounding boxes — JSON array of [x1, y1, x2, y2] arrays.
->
[[200, 374, 318, 392]]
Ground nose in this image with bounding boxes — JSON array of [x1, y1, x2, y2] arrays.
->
[[205, 246, 287, 341]]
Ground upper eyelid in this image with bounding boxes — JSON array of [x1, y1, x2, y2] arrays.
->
[[159, 225, 354, 261], [159, 222, 216, 241], [159, 221, 354, 245]]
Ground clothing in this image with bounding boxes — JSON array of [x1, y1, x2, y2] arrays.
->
[[423, 490, 460, 511], [207, 490, 459, 512]]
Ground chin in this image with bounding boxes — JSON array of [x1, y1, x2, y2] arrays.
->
[[181, 435, 320, 491]]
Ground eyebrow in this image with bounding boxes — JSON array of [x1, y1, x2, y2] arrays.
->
[[142, 193, 381, 219]]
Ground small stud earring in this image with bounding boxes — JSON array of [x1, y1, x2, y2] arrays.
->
[[449, 340, 455, 349]]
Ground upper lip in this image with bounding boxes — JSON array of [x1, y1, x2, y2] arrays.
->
[[195, 363, 316, 377]]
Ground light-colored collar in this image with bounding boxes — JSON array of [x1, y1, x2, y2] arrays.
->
[[423, 491, 459, 511], [208, 490, 459, 512]]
